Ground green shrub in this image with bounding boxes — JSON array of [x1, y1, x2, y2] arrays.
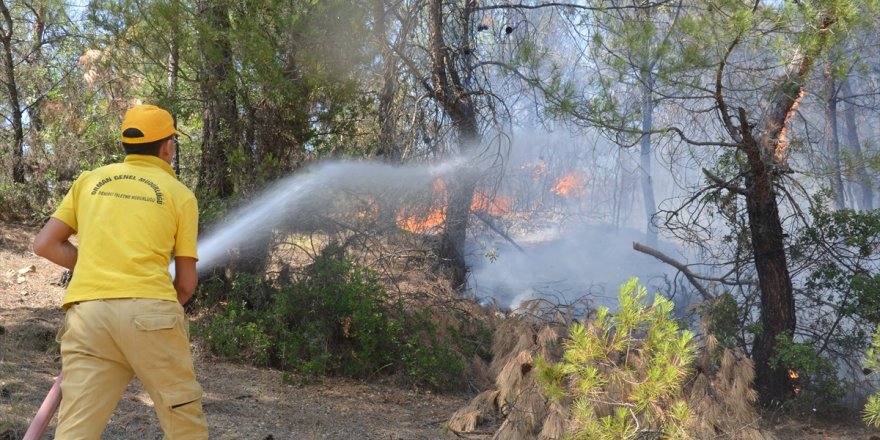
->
[[789, 204, 880, 371], [399, 309, 466, 389], [199, 256, 397, 375], [196, 254, 487, 389], [203, 300, 273, 365], [536, 278, 697, 440], [705, 291, 739, 349], [769, 333, 843, 403]]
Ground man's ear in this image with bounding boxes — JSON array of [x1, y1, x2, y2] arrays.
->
[[159, 137, 175, 163]]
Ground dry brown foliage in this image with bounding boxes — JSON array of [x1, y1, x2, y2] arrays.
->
[[685, 335, 777, 440], [448, 390, 501, 432], [448, 300, 779, 440], [447, 300, 569, 439]]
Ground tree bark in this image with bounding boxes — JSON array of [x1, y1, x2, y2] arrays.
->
[[372, 0, 411, 231], [167, 5, 180, 175], [27, 2, 44, 138], [0, 0, 25, 183], [196, 0, 236, 198], [374, 0, 402, 164], [740, 12, 835, 404], [741, 133, 796, 404], [427, 0, 481, 288]]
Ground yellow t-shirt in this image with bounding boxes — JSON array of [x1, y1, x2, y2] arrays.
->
[[52, 154, 199, 307]]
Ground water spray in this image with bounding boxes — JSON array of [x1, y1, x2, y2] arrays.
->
[[193, 159, 461, 272]]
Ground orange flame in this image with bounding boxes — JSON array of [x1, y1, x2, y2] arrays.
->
[[775, 88, 806, 163], [357, 198, 378, 220], [396, 207, 446, 234], [551, 170, 588, 198], [472, 191, 511, 216], [396, 179, 447, 234], [394, 180, 518, 233], [520, 162, 548, 181], [788, 369, 801, 396]]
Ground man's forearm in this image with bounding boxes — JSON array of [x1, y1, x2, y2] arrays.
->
[[34, 218, 77, 270], [173, 257, 198, 305], [175, 284, 193, 305], [38, 240, 78, 270]]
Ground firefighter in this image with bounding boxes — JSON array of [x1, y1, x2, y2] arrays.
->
[[33, 104, 208, 439]]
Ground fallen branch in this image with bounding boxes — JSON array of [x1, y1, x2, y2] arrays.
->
[[632, 242, 714, 301], [472, 211, 525, 253]]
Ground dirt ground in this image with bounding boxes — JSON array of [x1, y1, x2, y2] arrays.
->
[[2, 221, 880, 440], [0, 222, 469, 439]]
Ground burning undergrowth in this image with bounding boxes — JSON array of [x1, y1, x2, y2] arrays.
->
[[193, 227, 500, 391], [447, 283, 776, 439]]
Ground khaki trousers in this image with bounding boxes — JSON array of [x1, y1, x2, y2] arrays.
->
[[55, 299, 208, 440]]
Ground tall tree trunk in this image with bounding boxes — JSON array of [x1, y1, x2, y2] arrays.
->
[[0, 0, 25, 183], [823, 60, 845, 209], [196, 1, 270, 276], [167, 8, 180, 176], [639, 69, 658, 247], [741, 134, 796, 404], [372, 0, 408, 231], [428, 0, 481, 288], [741, 12, 836, 404], [27, 2, 44, 138], [196, 0, 235, 198], [374, 0, 402, 163], [440, 169, 478, 287], [840, 79, 873, 210], [719, 10, 837, 405]]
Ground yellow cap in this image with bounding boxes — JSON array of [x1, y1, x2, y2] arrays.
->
[[121, 104, 184, 144]]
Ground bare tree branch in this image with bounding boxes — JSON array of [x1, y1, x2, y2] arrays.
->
[[702, 168, 747, 196], [632, 241, 714, 301], [473, 1, 677, 13]]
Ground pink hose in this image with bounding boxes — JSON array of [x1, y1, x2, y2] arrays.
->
[[23, 375, 62, 440]]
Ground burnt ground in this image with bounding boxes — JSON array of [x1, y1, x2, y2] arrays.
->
[[2, 220, 880, 439]]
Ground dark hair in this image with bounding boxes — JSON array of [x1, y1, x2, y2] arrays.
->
[[122, 129, 173, 156]]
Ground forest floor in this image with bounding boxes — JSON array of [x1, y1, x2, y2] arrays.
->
[[2, 221, 880, 439]]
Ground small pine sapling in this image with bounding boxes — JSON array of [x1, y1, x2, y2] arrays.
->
[[536, 278, 697, 439]]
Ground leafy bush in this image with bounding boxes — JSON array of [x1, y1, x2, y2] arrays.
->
[[769, 333, 843, 404], [199, 257, 396, 375], [536, 278, 697, 440], [202, 299, 273, 365], [399, 309, 469, 390], [196, 254, 487, 389], [790, 204, 880, 354]]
